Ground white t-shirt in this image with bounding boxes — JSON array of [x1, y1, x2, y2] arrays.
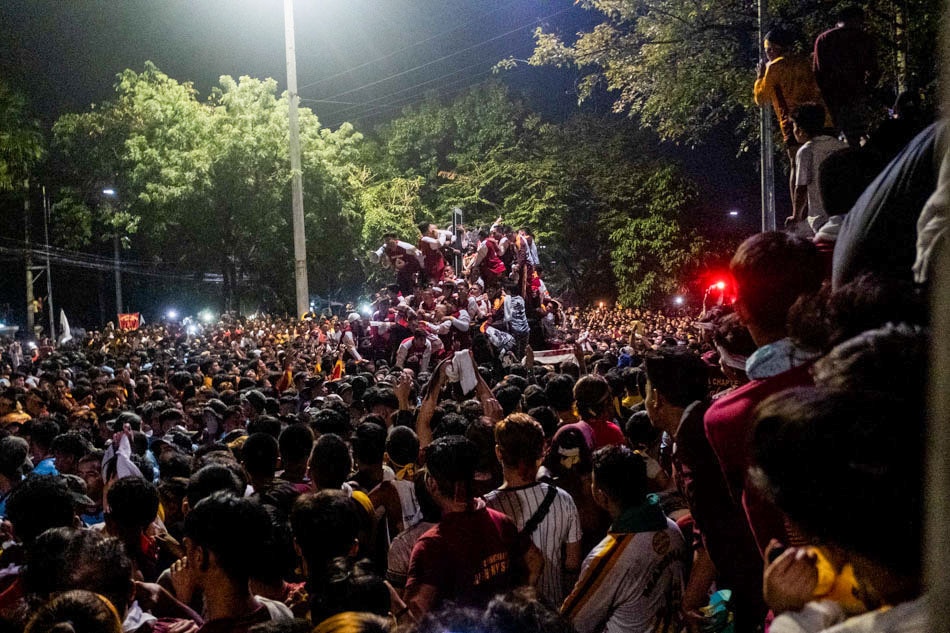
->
[[796, 135, 848, 232], [562, 517, 685, 633], [484, 482, 581, 607]]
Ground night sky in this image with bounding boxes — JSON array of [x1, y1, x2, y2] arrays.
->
[[0, 0, 760, 325]]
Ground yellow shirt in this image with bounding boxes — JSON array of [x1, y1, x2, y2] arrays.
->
[[753, 55, 827, 140]]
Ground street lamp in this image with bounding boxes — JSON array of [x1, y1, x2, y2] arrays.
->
[[282, 0, 310, 319], [102, 188, 122, 315]]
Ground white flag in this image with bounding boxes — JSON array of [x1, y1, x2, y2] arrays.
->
[[59, 309, 72, 344]]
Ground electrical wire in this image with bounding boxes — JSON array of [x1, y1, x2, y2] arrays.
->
[[310, 7, 571, 103], [296, 0, 512, 92]]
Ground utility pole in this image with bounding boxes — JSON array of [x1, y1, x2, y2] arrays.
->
[[42, 186, 55, 342], [283, 0, 310, 319], [24, 179, 34, 335], [759, 0, 777, 232], [114, 232, 122, 315]]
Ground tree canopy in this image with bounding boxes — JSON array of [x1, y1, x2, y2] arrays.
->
[[515, 0, 940, 149]]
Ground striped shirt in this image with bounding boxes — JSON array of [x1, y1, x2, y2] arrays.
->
[[562, 518, 685, 633], [484, 482, 581, 607]]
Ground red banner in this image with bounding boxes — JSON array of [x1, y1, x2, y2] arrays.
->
[[118, 313, 141, 331]]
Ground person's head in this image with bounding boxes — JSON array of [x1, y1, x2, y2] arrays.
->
[[309, 558, 391, 626], [712, 312, 757, 384], [493, 385, 523, 416], [309, 611, 391, 633], [417, 221, 436, 238], [384, 426, 419, 470], [242, 433, 279, 482], [790, 103, 827, 142], [542, 426, 593, 477], [751, 387, 922, 601], [310, 408, 352, 438], [309, 434, 352, 490], [424, 435, 479, 506], [51, 432, 91, 476], [29, 419, 60, 461], [351, 422, 386, 468], [591, 445, 648, 512], [183, 492, 273, 589], [278, 424, 314, 470], [494, 413, 544, 475], [6, 476, 77, 548], [77, 451, 104, 504], [812, 323, 928, 404], [105, 476, 159, 534], [186, 464, 245, 510], [763, 27, 794, 59], [573, 375, 612, 420], [290, 490, 360, 579], [24, 528, 133, 619], [0, 435, 28, 481], [836, 4, 865, 26], [643, 350, 709, 430], [484, 588, 574, 633], [24, 590, 122, 633], [544, 374, 574, 412], [730, 232, 822, 343]]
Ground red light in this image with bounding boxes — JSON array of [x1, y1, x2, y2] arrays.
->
[[715, 281, 726, 290]]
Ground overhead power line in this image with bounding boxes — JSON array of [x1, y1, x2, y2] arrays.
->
[[296, 0, 511, 92], [309, 7, 571, 103]]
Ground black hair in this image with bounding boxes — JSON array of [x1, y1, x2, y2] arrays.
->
[[424, 435, 478, 500], [764, 27, 795, 48], [6, 476, 76, 547], [106, 477, 159, 531], [352, 422, 386, 466], [493, 385, 522, 417], [527, 406, 559, 440], [247, 415, 281, 440], [790, 102, 827, 137], [290, 490, 360, 578], [278, 424, 314, 464], [309, 558, 390, 624], [187, 464, 245, 506], [310, 434, 352, 490], [0, 436, 28, 479], [51, 433, 92, 461], [592, 445, 647, 508], [624, 411, 662, 449], [385, 427, 419, 467], [30, 419, 60, 451], [643, 350, 709, 408], [184, 492, 273, 583], [544, 374, 575, 412], [310, 408, 351, 437], [484, 588, 574, 633], [23, 528, 133, 616], [752, 387, 922, 577], [242, 433, 279, 479]]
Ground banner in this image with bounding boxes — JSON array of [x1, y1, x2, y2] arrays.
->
[[118, 313, 141, 331]]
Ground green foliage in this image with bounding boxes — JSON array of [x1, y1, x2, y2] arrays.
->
[[373, 84, 704, 306], [0, 80, 44, 191], [517, 0, 941, 150], [51, 63, 373, 312]]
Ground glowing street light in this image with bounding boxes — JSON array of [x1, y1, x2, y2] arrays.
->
[[166, 309, 179, 320], [728, 209, 740, 217], [673, 296, 685, 306]]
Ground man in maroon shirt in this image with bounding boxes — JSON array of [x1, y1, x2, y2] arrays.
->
[[405, 436, 525, 618], [813, 5, 881, 145], [703, 232, 822, 572]]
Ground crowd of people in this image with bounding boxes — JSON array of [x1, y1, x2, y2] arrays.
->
[[0, 6, 943, 632]]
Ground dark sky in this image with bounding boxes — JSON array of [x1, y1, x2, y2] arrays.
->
[[1, 0, 599, 127]]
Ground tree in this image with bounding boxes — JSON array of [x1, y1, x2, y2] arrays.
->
[[514, 0, 941, 149], [52, 63, 372, 313], [0, 80, 43, 191], [372, 84, 705, 305]]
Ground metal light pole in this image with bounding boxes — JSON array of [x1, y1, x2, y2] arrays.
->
[[103, 188, 122, 315], [283, 0, 310, 319], [42, 186, 55, 342], [758, 0, 777, 232]]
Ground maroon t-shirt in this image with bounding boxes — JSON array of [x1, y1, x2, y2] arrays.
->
[[406, 500, 520, 609]]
